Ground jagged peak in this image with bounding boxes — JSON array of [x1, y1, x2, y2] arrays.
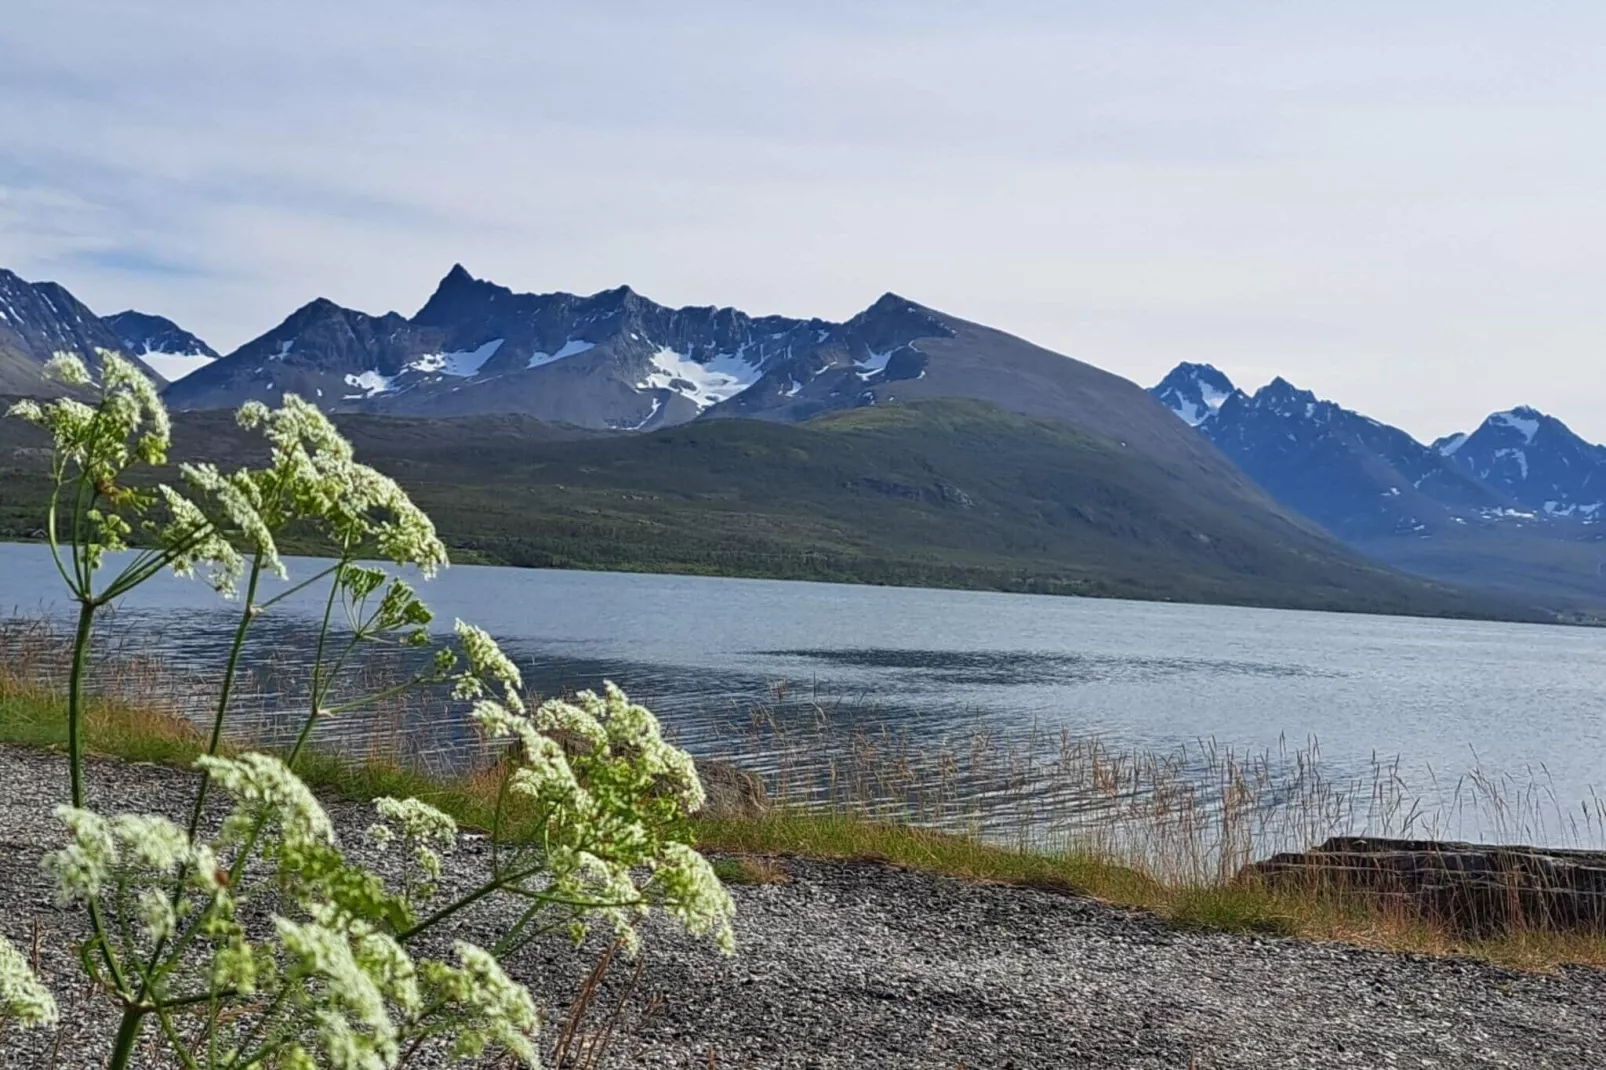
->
[[1480, 407, 1546, 444], [1255, 376, 1316, 403]]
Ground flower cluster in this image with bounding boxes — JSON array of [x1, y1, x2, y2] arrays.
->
[[235, 395, 449, 575], [0, 933, 57, 1030], [6, 351, 171, 481], [472, 678, 735, 955], [197, 752, 336, 855], [366, 797, 457, 904], [6, 351, 185, 574], [421, 943, 541, 1066], [20, 368, 739, 1065]]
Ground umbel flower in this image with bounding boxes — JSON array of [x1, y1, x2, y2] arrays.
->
[[0, 933, 57, 1029], [15, 376, 736, 1067]]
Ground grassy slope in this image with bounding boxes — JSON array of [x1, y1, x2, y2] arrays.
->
[[1, 397, 1527, 619]]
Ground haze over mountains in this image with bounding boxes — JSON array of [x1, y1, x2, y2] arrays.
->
[[4, 262, 1604, 620]]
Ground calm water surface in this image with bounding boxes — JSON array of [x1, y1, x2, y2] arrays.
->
[[4, 542, 1604, 843]]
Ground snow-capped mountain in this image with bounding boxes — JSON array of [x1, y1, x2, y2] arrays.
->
[[1150, 362, 1237, 426], [163, 266, 935, 430], [1169, 372, 1509, 539], [0, 270, 164, 392], [104, 310, 218, 382], [1433, 407, 1606, 519], [161, 266, 1232, 480]]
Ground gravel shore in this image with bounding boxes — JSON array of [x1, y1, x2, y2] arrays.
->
[[2, 745, 1604, 1068]]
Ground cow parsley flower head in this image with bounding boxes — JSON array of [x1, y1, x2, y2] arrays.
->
[[42, 351, 92, 386], [100, 350, 171, 464], [42, 806, 117, 904], [372, 797, 456, 847], [0, 933, 57, 1029], [156, 483, 245, 595], [425, 942, 541, 1067], [532, 696, 607, 750], [180, 462, 285, 579], [274, 916, 399, 1069], [507, 735, 585, 806], [136, 886, 177, 942], [452, 621, 524, 711], [368, 797, 457, 900], [108, 812, 190, 873], [196, 753, 335, 852], [653, 842, 737, 955]]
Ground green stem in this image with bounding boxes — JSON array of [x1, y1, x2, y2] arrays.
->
[[187, 550, 266, 837], [106, 1006, 147, 1070], [66, 596, 96, 808]]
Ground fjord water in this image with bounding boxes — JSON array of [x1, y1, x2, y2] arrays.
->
[[4, 541, 1604, 845]]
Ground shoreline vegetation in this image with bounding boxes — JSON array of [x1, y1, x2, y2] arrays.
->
[[4, 620, 1605, 974]]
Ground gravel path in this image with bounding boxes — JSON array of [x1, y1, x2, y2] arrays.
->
[[2, 745, 1604, 1068]]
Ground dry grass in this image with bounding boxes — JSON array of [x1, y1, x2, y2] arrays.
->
[[4, 616, 1606, 971]]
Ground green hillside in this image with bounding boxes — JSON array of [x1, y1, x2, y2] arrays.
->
[[0, 398, 1533, 619]]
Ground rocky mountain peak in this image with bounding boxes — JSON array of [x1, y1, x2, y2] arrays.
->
[[105, 310, 218, 382], [1150, 362, 1236, 426], [0, 269, 163, 392], [1435, 405, 1606, 515]]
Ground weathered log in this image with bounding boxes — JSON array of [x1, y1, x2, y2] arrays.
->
[[1242, 836, 1606, 935]]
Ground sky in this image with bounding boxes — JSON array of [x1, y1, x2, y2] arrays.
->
[[4, 1, 1606, 441]]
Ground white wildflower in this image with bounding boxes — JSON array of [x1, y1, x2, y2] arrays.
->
[[372, 797, 456, 848], [156, 484, 244, 596], [507, 735, 584, 805], [109, 813, 189, 874], [42, 806, 116, 904], [558, 851, 646, 955], [426, 942, 540, 1067], [196, 753, 334, 851], [100, 350, 170, 464], [136, 887, 177, 942], [0, 933, 57, 1029], [181, 462, 284, 579], [532, 696, 606, 750], [42, 351, 91, 386], [274, 916, 398, 1068], [363, 823, 396, 849], [652, 843, 737, 955], [453, 621, 524, 711], [5, 398, 43, 422]]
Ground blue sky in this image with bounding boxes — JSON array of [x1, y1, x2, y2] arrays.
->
[[4, 1, 1606, 440]]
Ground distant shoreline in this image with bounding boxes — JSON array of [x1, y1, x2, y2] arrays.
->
[[0, 532, 1587, 628]]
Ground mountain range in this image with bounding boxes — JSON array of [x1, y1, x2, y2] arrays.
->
[[1150, 363, 1606, 614], [2, 262, 1603, 620]]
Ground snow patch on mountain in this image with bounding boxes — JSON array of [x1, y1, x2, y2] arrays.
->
[[410, 338, 504, 377], [1491, 409, 1541, 442], [526, 339, 596, 369], [1494, 447, 1529, 479], [1435, 432, 1468, 456], [136, 350, 214, 381], [639, 345, 762, 409], [856, 345, 908, 381], [343, 370, 395, 398]]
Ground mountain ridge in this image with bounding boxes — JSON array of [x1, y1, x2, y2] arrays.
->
[[1150, 362, 1606, 615]]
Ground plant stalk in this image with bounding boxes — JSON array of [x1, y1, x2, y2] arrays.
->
[[106, 1005, 147, 1070], [66, 596, 96, 808], [186, 550, 266, 837]]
